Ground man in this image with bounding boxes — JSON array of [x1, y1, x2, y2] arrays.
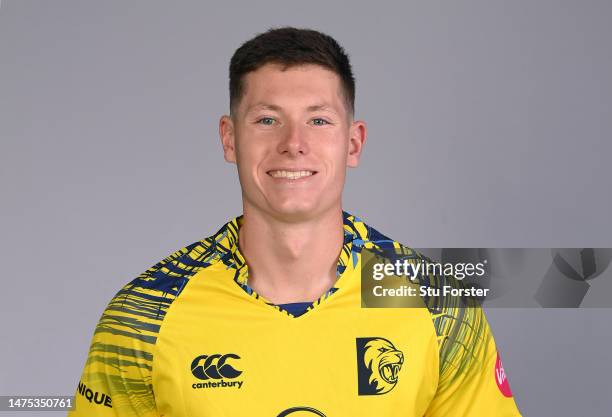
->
[[69, 27, 521, 416]]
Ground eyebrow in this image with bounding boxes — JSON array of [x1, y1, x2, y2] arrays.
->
[[246, 102, 338, 114], [306, 104, 337, 113], [246, 103, 282, 112]]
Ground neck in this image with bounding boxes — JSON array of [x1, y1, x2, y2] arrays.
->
[[237, 205, 345, 304]]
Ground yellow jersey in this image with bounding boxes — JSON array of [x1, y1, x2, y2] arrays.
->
[[68, 211, 521, 416]]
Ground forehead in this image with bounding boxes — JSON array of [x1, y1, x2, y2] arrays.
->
[[239, 63, 346, 114]]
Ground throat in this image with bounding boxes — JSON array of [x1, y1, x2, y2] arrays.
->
[[236, 207, 345, 305]]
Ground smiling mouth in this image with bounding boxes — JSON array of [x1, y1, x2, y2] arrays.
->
[[267, 170, 317, 180]]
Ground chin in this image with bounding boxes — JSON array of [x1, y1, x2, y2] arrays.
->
[[268, 201, 322, 220]]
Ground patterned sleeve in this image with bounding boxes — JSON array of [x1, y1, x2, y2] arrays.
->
[[425, 305, 522, 416], [67, 241, 200, 417], [67, 277, 161, 417]]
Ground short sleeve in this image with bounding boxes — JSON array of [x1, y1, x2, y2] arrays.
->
[[425, 306, 521, 416], [66, 237, 212, 417], [67, 278, 160, 417]]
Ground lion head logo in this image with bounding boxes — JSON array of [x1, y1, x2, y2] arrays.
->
[[356, 337, 404, 395]]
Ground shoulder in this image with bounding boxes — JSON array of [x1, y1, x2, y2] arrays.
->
[[344, 211, 430, 267], [72, 224, 236, 415], [99, 222, 237, 342], [349, 212, 493, 381]]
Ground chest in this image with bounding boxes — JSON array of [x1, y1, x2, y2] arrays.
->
[[152, 291, 438, 417]]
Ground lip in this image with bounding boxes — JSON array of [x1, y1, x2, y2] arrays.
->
[[266, 168, 318, 174], [266, 169, 318, 175]]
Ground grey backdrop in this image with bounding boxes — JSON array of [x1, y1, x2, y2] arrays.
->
[[1, 1, 611, 416]]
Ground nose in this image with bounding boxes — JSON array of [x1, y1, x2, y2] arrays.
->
[[277, 121, 308, 157]]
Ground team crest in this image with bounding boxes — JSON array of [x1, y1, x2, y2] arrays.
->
[[356, 337, 404, 395]]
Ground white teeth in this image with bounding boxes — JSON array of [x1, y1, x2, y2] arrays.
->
[[269, 170, 314, 179]]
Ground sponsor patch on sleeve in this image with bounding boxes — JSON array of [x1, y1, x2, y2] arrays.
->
[[494, 352, 513, 398]]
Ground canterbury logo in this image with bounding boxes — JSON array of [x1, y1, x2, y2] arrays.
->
[[190, 353, 242, 380]]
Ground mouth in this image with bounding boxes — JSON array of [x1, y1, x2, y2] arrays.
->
[[380, 362, 402, 383], [266, 170, 317, 180]]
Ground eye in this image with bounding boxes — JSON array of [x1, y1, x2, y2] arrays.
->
[[311, 118, 330, 126], [256, 117, 276, 126], [378, 347, 388, 353]]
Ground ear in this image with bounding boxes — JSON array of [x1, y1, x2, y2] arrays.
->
[[219, 115, 237, 163], [347, 120, 366, 168]]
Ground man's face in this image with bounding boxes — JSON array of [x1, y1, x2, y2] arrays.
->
[[220, 63, 366, 221]]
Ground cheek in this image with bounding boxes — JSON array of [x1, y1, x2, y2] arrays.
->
[[321, 136, 350, 171], [236, 153, 263, 187], [236, 134, 265, 166], [235, 138, 272, 187]]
